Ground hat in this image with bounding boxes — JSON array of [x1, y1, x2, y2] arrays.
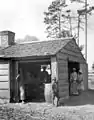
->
[[73, 68, 76, 71]]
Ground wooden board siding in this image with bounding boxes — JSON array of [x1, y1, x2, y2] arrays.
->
[[59, 91, 69, 98], [0, 82, 9, 89], [57, 53, 69, 100], [57, 52, 85, 64], [0, 62, 9, 98], [0, 69, 9, 75], [0, 76, 9, 81], [60, 51, 84, 63], [61, 40, 85, 63], [56, 40, 87, 102]]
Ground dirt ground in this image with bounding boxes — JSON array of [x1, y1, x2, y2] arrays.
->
[[0, 89, 94, 120]]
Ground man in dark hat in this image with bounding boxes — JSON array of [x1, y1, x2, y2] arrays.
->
[[41, 66, 49, 83]]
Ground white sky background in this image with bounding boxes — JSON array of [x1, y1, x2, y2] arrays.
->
[[0, 0, 52, 39], [0, 0, 94, 69]]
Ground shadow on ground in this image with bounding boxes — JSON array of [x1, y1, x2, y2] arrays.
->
[[64, 89, 94, 106]]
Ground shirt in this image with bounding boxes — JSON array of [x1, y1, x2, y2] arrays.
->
[[70, 72, 78, 81], [52, 81, 58, 93]]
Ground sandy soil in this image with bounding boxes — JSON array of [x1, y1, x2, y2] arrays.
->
[[0, 89, 94, 120]]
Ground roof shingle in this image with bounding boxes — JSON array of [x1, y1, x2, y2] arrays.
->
[[1, 38, 72, 58]]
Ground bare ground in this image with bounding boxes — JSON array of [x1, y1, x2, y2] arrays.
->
[[0, 89, 94, 120]]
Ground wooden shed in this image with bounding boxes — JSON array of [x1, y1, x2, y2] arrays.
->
[[0, 31, 88, 103]]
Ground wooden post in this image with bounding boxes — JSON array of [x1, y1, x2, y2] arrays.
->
[[9, 60, 19, 102], [15, 61, 19, 102], [9, 59, 13, 102]]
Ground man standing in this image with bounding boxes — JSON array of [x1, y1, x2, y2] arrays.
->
[[52, 77, 59, 106], [16, 68, 25, 103]]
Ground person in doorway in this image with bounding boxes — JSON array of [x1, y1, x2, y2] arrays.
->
[[16, 68, 25, 104], [77, 70, 83, 95], [70, 68, 79, 95], [52, 77, 59, 107]]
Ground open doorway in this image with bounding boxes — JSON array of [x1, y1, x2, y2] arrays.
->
[[18, 61, 51, 102], [68, 61, 80, 96]]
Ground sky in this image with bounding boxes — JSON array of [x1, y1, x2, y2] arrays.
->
[[0, 0, 94, 69]]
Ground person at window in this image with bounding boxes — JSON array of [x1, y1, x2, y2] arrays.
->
[[41, 66, 49, 83]]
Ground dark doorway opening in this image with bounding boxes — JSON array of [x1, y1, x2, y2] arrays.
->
[[68, 61, 80, 96], [18, 61, 51, 102]]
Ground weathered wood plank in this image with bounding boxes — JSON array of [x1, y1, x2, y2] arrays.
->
[[68, 54, 85, 63], [58, 62, 67, 72], [64, 40, 80, 53], [0, 64, 9, 69], [58, 63, 67, 67], [59, 84, 68, 88], [58, 51, 85, 63], [58, 77, 68, 82], [59, 85, 69, 92], [0, 82, 9, 89], [58, 62, 67, 66], [59, 91, 69, 98], [58, 59, 67, 63], [0, 89, 9, 98], [59, 78, 68, 82], [61, 49, 82, 58], [58, 82, 68, 87], [58, 73, 68, 79], [0, 70, 9, 75], [0, 76, 8, 81], [57, 53, 67, 60], [58, 70, 68, 74], [58, 67, 67, 73]]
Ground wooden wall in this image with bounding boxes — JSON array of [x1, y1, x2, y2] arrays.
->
[[56, 39, 87, 103], [56, 53, 69, 103], [60, 40, 86, 63], [0, 62, 9, 98]]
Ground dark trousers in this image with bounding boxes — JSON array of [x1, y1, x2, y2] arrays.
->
[[52, 92, 59, 106]]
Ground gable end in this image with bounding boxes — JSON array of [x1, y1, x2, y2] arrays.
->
[[58, 39, 86, 63]]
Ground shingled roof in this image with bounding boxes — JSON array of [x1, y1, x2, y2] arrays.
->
[[0, 38, 73, 58]]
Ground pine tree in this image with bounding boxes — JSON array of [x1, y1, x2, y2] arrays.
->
[[44, 0, 91, 39], [44, 0, 67, 38]]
